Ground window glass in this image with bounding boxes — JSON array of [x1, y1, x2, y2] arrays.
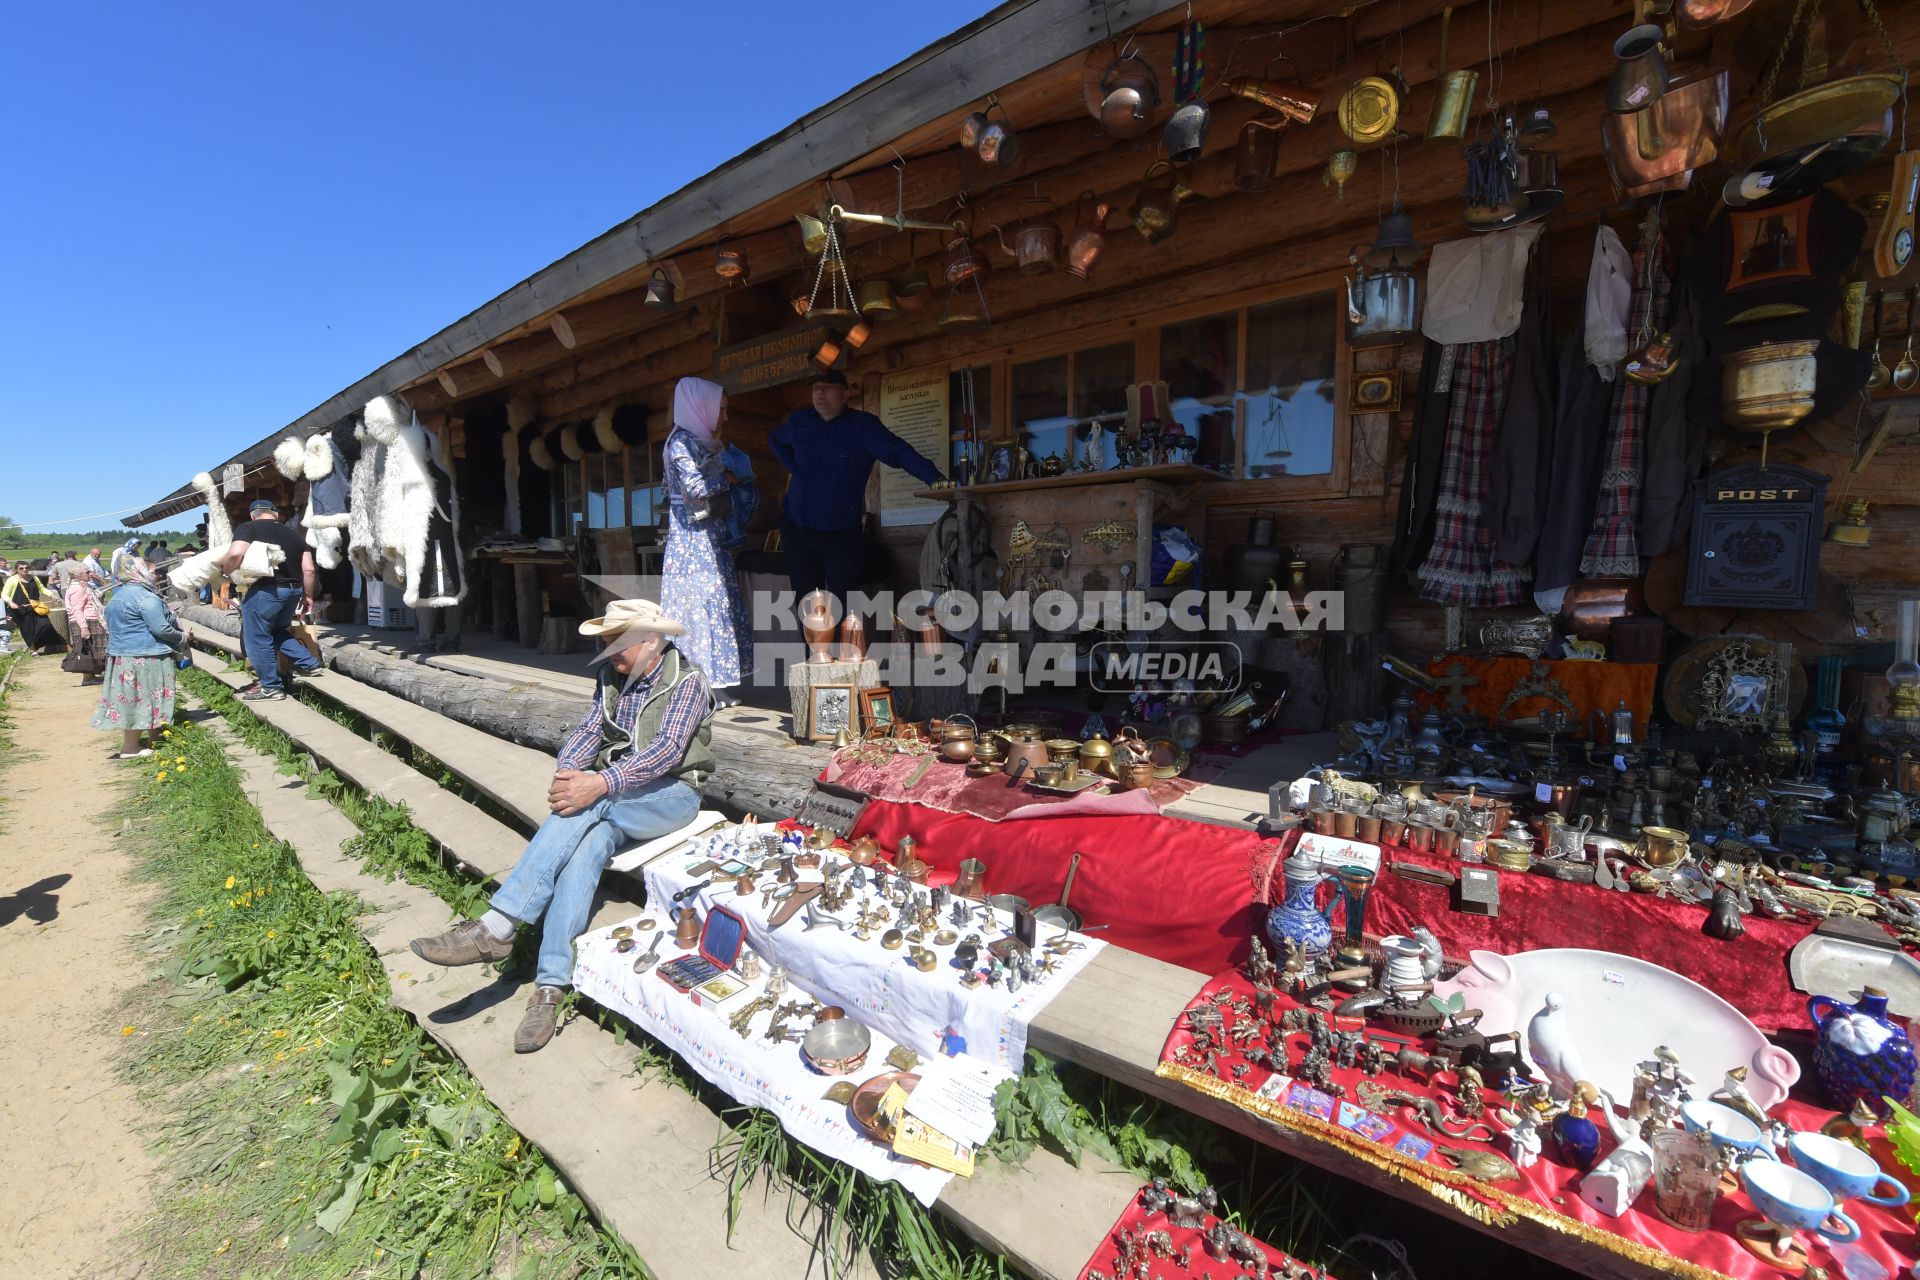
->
[[630, 439, 665, 539], [586, 455, 609, 530], [1237, 291, 1338, 479], [1009, 355, 1067, 482], [560, 445, 584, 537], [1073, 341, 1134, 470], [1161, 312, 1237, 472], [948, 365, 992, 487]]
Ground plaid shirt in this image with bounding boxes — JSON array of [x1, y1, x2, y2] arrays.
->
[[1416, 339, 1530, 606], [1581, 231, 1671, 578], [556, 650, 710, 796], [770, 408, 943, 532]]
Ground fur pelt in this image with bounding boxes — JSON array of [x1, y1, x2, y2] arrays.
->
[[593, 407, 623, 455], [346, 419, 388, 582], [363, 394, 408, 445], [273, 437, 307, 480], [529, 432, 557, 471], [309, 525, 344, 570], [304, 432, 333, 480], [193, 471, 234, 549], [170, 540, 283, 592], [559, 423, 586, 462], [386, 413, 464, 608]]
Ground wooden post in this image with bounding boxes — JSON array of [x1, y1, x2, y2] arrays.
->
[[1323, 631, 1387, 726], [514, 563, 541, 650], [491, 562, 515, 639]]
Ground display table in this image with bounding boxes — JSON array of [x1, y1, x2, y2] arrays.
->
[[822, 747, 1209, 821], [645, 823, 1107, 1073], [1420, 655, 1656, 735], [1154, 969, 1915, 1280], [1262, 827, 1820, 1036], [1075, 1182, 1329, 1280]]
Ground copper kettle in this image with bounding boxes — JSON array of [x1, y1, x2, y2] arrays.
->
[[1129, 161, 1198, 245], [1064, 190, 1114, 280], [993, 217, 1060, 275], [1098, 52, 1160, 139]]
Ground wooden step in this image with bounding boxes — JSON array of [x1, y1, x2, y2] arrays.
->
[[199, 701, 1135, 1279], [190, 650, 532, 881]]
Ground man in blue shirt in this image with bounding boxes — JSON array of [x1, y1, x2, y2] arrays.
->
[[769, 369, 942, 604]]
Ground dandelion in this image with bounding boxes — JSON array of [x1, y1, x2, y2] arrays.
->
[[213, 1239, 231, 1256], [265, 930, 276, 939], [162, 729, 171, 737], [506, 1136, 522, 1160], [339, 971, 351, 981], [175, 756, 185, 764], [120, 1025, 136, 1036], [380, 1057, 394, 1066], [274, 1052, 287, 1063], [272, 1029, 288, 1039], [375, 1247, 385, 1259], [225, 876, 236, 890], [156, 771, 168, 781]]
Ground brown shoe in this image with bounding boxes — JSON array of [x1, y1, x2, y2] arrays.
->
[[409, 919, 514, 967], [515, 985, 565, 1053]]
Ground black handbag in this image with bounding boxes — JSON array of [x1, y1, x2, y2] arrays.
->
[[61, 634, 104, 675]]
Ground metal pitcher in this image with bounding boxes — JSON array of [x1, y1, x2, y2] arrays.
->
[[1129, 161, 1198, 245], [1064, 191, 1113, 279], [1425, 6, 1477, 140], [1233, 117, 1286, 192], [992, 210, 1060, 275], [1345, 261, 1420, 347], [1098, 52, 1160, 139]]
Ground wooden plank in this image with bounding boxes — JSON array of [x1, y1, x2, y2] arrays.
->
[[914, 462, 1225, 500]]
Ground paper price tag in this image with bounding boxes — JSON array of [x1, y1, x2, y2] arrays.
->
[[1534, 782, 1554, 804]]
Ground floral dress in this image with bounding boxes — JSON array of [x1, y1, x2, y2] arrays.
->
[[660, 426, 750, 689]]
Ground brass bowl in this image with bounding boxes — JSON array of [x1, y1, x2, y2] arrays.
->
[[939, 737, 975, 764], [1045, 738, 1081, 762], [966, 760, 998, 778], [1734, 74, 1902, 163], [1638, 825, 1691, 868], [1722, 339, 1818, 434]]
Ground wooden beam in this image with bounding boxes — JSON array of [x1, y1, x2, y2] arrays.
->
[[481, 348, 505, 378], [550, 313, 578, 349]]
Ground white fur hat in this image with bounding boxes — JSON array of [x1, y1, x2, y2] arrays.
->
[[559, 423, 586, 462], [273, 437, 307, 480], [593, 406, 624, 454], [529, 432, 556, 471], [363, 394, 408, 444]]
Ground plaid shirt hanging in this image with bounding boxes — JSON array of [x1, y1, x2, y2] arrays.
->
[[1416, 339, 1531, 606], [1580, 226, 1671, 578]]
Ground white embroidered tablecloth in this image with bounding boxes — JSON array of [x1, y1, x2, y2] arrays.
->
[[644, 825, 1106, 1073], [574, 918, 977, 1204]]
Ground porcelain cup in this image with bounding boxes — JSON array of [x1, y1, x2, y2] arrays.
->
[[1740, 1160, 1860, 1249], [1681, 1099, 1775, 1164], [1788, 1131, 1911, 1208]]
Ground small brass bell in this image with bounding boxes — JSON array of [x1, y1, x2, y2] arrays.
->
[[832, 726, 853, 748], [1824, 498, 1872, 546]]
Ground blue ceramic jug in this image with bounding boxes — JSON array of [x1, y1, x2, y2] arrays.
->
[[1808, 987, 1916, 1119], [1265, 852, 1332, 959]]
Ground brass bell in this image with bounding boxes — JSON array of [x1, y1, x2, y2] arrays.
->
[[643, 267, 676, 313], [1825, 498, 1872, 546], [832, 727, 853, 748]]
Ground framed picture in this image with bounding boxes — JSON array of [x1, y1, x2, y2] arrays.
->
[[985, 439, 1016, 484], [859, 687, 896, 732], [808, 683, 857, 741], [1349, 370, 1402, 414]]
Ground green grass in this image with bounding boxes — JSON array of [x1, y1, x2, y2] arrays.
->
[[106, 701, 650, 1279]]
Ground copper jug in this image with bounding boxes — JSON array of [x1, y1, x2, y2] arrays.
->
[[1129, 161, 1197, 245], [1223, 76, 1320, 126], [1064, 190, 1113, 280], [1233, 118, 1286, 192], [992, 215, 1060, 275]]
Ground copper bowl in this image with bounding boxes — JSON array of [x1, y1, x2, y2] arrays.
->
[[803, 1019, 871, 1076]]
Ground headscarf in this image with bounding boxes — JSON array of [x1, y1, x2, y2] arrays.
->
[[116, 556, 158, 590], [673, 377, 725, 447]]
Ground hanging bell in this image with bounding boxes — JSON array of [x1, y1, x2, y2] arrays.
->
[[1517, 100, 1558, 144], [1606, 24, 1669, 113], [795, 212, 829, 257], [643, 267, 677, 313], [1163, 99, 1211, 165], [1825, 498, 1873, 546], [1364, 202, 1422, 268]]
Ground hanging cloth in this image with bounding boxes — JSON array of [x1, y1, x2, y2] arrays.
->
[[1172, 17, 1205, 103], [1584, 226, 1633, 382], [1579, 226, 1672, 579], [1415, 339, 1530, 606]]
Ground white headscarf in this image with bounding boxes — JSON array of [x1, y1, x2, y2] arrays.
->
[[673, 377, 725, 448]]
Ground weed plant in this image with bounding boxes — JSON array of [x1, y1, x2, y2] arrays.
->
[[111, 707, 648, 1279]]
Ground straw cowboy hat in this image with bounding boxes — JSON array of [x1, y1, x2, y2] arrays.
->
[[578, 598, 686, 638]]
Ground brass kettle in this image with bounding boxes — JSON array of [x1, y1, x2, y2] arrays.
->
[[1064, 190, 1113, 280], [1129, 161, 1198, 245]]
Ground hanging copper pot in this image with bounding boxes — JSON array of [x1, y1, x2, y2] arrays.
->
[[992, 216, 1060, 275], [944, 230, 988, 284], [1600, 68, 1729, 199], [1233, 118, 1286, 192], [1064, 190, 1114, 279], [1129, 161, 1198, 245], [714, 239, 749, 282], [1098, 52, 1161, 139]]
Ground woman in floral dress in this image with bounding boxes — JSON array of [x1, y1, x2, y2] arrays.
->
[[90, 557, 189, 759], [659, 376, 750, 703]]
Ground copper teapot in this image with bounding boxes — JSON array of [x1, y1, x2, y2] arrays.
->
[[1129, 161, 1198, 245], [1064, 190, 1114, 280], [992, 213, 1060, 275]]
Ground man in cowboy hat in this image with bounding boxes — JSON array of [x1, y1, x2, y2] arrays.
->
[[409, 600, 713, 1053]]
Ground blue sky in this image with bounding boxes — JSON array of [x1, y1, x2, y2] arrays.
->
[[0, 2, 979, 536]]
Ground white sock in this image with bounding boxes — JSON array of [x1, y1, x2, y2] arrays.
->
[[480, 909, 516, 940]]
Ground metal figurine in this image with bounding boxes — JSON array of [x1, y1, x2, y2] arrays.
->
[[1245, 937, 1277, 990], [1456, 1065, 1486, 1118], [1360, 1038, 1387, 1077]]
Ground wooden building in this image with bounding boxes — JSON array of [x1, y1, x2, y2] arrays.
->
[[126, 0, 1920, 720]]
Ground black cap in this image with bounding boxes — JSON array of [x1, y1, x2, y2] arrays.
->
[[249, 498, 279, 515], [810, 368, 848, 387]]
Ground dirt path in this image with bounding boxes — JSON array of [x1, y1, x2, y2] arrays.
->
[[0, 659, 158, 1280]]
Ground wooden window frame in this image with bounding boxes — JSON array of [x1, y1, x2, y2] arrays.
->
[[871, 269, 1352, 504]]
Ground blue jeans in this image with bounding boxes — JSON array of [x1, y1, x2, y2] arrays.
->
[[490, 777, 700, 987], [241, 582, 314, 692]]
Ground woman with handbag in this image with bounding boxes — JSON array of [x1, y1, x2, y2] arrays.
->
[[659, 376, 751, 705], [2, 563, 61, 655], [90, 558, 190, 759], [62, 565, 107, 683]]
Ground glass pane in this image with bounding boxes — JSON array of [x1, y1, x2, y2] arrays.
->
[[1239, 291, 1339, 479], [562, 451, 584, 537], [1161, 312, 1238, 473], [1009, 355, 1067, 483], [948, 365, 992, 487], [586, 456, 609, 530]]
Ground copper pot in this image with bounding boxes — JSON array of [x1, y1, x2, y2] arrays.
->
[[1600, 69, 1729, 199], [1233, 118, 1286, 192], [998, 730, 1053, 776], [1557, 576, 1648, 643], [714, 243, 749, 282], [1098, 52, 1160, 139], [893, 264, 932, 312], [1064, 191, 1113, 280], [1120, 761, 1157, 790]]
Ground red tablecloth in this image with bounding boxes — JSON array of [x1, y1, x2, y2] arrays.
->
[[1077, 1182, 1329, 1280], [1267, 828, 1817, 1037], [1157, 970, 1918, 1280], [849, 800, 1279, 978], [823, 749, 1209, 822]]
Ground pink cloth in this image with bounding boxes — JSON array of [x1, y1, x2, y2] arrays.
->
[[673, 377, 725, 446], [64, 580, 101, 637]]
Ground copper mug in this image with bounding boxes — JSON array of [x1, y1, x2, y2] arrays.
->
[[1379, 818, 1408, 845], [1356, 814, 1382, 843], [1405, 822, 1435, 852], [1312, 807, 1340, 836], [1333, 809, 1360, 840], [1433, 828, 1459, 857], [954, 859, 986, 898]]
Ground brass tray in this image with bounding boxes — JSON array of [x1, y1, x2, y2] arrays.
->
[[1734, 74, 1902, 162], [849, 1070, 920, 1144], [1025, 773, 1107, 796]]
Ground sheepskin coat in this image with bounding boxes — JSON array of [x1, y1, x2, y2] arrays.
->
[[344, 396, 465, 608]]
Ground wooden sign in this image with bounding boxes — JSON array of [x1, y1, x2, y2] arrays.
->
[[877, 368, 949, 524], [713, 325, 831, 394]]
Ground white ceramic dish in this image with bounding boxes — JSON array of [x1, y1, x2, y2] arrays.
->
[[1432, 947, 1800, 1110]]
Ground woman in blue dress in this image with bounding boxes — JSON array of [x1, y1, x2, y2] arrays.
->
[[660, 376, 750, 702]]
